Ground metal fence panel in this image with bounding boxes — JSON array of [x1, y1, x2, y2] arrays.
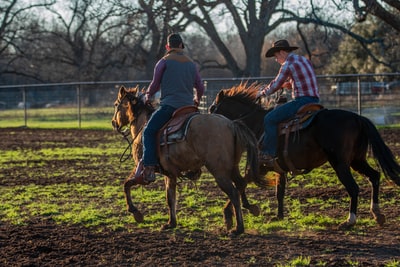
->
[[0, 73, 399, 128]]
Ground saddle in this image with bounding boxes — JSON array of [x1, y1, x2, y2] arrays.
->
[[276, 103, 324, 175], [133, 106, 200, 185], [278, 103, 324, 136], [158, 105, 200, 146]]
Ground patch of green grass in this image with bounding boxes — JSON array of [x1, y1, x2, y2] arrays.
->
[[0, 107, 113, 130], [385, 259, 400, 267], [0, 182, 172, 230], [1, 128, 400, 240], [276, 255, 311, 267]]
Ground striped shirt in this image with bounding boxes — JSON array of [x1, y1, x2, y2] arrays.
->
[[263, 53, 319, 99]]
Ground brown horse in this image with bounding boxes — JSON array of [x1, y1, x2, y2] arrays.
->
[[209, 83, 400, 229], [112, 85, 267, 235]]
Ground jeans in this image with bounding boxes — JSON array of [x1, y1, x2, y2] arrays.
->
[[261, 96, 319, 156], [143, 104, 177, 166]]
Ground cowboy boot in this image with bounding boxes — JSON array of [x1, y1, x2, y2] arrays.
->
[[143, 166, 156, 183]]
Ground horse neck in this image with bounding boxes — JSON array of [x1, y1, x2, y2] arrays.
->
[[221, 98, 266, 138], [129, 112, 148, 163], [130, 112, 148, 141]]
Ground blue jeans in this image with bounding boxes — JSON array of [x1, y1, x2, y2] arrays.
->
[[261, 96, 319, 156], [143, 105, 177, 166]]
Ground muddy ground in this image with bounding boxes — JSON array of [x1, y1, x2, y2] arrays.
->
[[0, 128, 400, 266]]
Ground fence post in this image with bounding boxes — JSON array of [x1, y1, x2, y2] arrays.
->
[[77, 85, 81, 128], [357, 75, 361, 115], [22, 87, 27, 127]]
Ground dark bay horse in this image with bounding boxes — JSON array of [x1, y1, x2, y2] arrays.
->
[[209, 83, 400, 229], [112, 86, 267, 235]]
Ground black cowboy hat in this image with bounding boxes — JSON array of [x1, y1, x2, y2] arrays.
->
[[265, 39, 298, 57], [167, 33, 185, 49]]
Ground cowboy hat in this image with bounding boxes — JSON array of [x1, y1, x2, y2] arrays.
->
[[265, 39, 298, 57]]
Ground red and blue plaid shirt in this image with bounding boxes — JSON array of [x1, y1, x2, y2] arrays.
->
[[263, 53, 319, 99]]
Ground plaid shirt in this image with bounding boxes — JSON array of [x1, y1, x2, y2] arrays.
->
[[263, 53, 319, 99]]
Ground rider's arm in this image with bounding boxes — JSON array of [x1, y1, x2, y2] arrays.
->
[[260, 62, 290, 96], [146, 59, 167, 97]]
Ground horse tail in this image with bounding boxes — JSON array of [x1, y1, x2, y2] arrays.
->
[[360, 116, 400, 185], [232, 120, 269, 188]]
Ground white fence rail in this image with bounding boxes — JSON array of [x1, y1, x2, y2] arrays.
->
[[0, 73, 399, 128]]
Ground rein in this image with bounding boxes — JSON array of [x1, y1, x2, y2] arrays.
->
[[119, 123, 145, 163], [115, 91, 153, 163], [119, 129, 132, 163]]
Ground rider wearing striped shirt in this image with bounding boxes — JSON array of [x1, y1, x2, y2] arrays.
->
[[257, 39, 320, 166]]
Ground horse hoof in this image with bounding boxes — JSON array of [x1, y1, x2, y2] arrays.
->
[[226, 223, 233, 231], [270, 215, 283, 222], [248, 204, 261, 216], [375, 214, 386, 226], [161, 223, 176, 230], [132, 210, 144, 223], [224, 213, 234, 230], [337, 221, 355, 230], [229, 229, 244, 236]]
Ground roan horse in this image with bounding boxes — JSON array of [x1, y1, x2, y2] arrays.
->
[[112, 85, 267, 235], [209, 83, 400, 229]]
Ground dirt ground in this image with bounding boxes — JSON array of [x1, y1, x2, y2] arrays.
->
[[1, 128, 400, 266]]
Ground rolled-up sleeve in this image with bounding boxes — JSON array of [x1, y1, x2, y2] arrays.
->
[[265, 63, 290, 96]]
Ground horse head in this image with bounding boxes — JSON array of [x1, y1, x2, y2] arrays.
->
[[209, 82, 263, 119], [112, 85, 149, 134], [209, 82, 269, 139]]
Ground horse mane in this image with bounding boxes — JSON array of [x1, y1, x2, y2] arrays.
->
[[118, 85, 147, 123], [220, 82, 261, 106]]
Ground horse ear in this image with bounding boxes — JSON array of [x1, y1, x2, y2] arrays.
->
[[118, 86, 127, 97], [217, 90, 225, 101]]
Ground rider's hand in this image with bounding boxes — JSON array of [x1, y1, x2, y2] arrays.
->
[[256, 90, 265, 99], [144, 93, 151, 104], [194, 99, 199, 107], [282, 81, 292, 89]]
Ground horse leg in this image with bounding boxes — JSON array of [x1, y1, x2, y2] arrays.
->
[[352, 160, 386, 226], [275, 173, 286, 220], [234, 169, 260, 216], [240, 191, 260, 216], [161, 176, 177, 230], [123, 176, 144, 223], [223, 200, 234, 231], [214, 175, 245, 235], [224, 191, 258, 232], [332, 162, 359, 229], [223, 170, 260, 230]]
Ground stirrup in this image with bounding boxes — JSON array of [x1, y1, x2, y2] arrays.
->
[[143, 166, 156, 183]]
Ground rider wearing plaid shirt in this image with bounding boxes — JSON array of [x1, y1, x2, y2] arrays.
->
[[258, 40, 320, 166]]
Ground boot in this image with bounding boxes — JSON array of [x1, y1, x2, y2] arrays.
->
[[143, 166, 156, 183]]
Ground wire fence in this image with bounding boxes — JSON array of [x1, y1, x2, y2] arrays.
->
[[0, 73, 399, 128]]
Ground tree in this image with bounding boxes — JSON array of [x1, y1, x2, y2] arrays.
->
[[0, 0, 55, 83], [326, 16, 400, 74], [352, 0, 400, 31], [39, 0, 140, 81], [169, 0, 392, 77]]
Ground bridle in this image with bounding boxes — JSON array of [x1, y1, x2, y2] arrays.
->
[[114, 91, 154, 163]]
